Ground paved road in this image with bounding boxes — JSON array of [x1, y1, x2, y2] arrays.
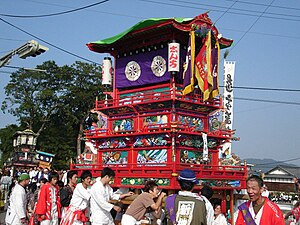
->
[[0, 207, 6, 225]]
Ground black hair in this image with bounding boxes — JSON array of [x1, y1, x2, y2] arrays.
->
[[28, 182, 37, 194], [81, 170, 92, 181], [247, 175, 264, 188], [210, 198, 222, 210], [101, 167, 115, 178], [67, 170, 78, 183], [213, 201, 222, 210], [178, 180, 195, 191], [201, 184, 213, 200], [57, 180, 64, 188], [40, 178, 48, 184], [143, 180, 158, 193], [8, 179, 16, 197], [49, 171, 59, 181]]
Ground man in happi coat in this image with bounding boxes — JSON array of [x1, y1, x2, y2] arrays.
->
[[235, 175, 285, 225], [35, 171, 61, 225], [60, 170, 92, 225], [165, 169, 207, 225], [90, 168, 133, 225]]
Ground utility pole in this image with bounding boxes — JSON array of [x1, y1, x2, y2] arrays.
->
[[0, 40, 49, 68]]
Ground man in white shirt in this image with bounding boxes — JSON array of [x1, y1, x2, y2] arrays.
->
[[90, 168, 133, 225], [261, 184, 269, 198], [200, 185, 214, 225], [29, 167, 38, 183], [5, 173, 30, 225]]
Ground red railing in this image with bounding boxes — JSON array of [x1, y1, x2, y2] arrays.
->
[[84, 123, 233, 139], [70, 162, 247, 189], [70, 162, 246, 177], [95, 87, 221, 110]]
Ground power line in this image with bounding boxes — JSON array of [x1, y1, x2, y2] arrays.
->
[[229, 0, 276, 53], [0, 37, 26, 42], [213, 0, 238, 27], [221, 85, 300, 92], [224, 0, 300, 12], [253, 157, 300, 166], [220, 27, 300, 40], [235, 97, 300, 106], [9, 0, 300, 21], [139, 0, 300, 22], [3, 65, 22, 69], [3, 67, 300, 106], [0, 17, 100, 65], [19, 0, 300, 40], [2, 63, 299, 93], [3, 1, 298, 42], [0, 0, 110, 18], [24, 1, 300, 40], [22, 0, 145, 20], [172, 0, 300, 20], [2, 64, 299, 93], [0, 70, 13, 74]]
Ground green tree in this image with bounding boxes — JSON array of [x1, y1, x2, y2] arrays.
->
[[0, 124, 20, 167], [2, 61, 62, 134], [61, 61, 105, 156], [1, 60, 104, 168]]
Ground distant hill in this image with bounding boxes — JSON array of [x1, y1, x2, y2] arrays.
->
[[244, 158, 298, 173]]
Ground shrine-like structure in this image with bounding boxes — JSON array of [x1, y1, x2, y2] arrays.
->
[[71, 13, 247, 217]]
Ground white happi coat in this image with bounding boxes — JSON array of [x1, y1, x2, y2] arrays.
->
[[202, 195, 214, 225], [5, 183, 27, 225], [90, 179, 120, 225], [60, 183, 91, 225]]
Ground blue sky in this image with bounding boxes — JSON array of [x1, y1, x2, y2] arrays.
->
[[1, 0, 300, 166]]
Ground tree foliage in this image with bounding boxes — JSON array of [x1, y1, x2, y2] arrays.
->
[[0, 124, 20, 166], [1, 60, 104, 169]]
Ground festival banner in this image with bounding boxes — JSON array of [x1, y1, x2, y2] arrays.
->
[[222, 61, 236, 155], [195, 30, 212, 101], [211, 41, 220, 98], [115, 47, 170, 88], [182, 31, 195, 95], [202, 133, 208, 161]]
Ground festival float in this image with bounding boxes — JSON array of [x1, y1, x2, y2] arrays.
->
[[70, 13, 247, 220]]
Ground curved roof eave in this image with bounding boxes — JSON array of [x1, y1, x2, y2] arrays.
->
[[87, 13, 233, 54]]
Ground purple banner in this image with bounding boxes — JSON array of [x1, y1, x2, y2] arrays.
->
[[182, 33, 193, 95], [116, 47, 170, 88]]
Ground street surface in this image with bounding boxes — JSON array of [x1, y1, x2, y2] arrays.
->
[[0, 207, 6, 225]]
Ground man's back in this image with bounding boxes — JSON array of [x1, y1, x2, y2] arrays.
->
[[166, 192, 207, 225]]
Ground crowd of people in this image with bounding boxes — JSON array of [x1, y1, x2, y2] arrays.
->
[[270, 192, 299, 204], [0, 166, 298, 225]]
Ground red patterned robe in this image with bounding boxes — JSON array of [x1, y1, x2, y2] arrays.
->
[[235, 197, 285, 225], [35, 182, 61, 221]]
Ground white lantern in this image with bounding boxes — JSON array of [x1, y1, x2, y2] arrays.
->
[[102, 57, 113, 86]]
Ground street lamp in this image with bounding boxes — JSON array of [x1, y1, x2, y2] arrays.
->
[[0, 40, 49, 68]]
